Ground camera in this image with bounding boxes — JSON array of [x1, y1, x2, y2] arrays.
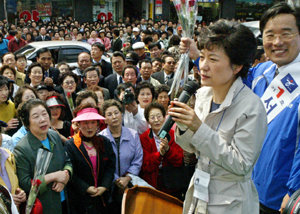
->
[[122, 88, 135, 105]]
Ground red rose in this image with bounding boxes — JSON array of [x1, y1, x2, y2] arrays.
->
[[181, 0, 186, 5], [189, 0, 195, 7], [175, 4, 181, 11], [67, 92, 71, 98]]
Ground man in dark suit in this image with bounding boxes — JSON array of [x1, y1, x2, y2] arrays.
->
[[90, 42, 112, 78], [151, 54, 175, 84], [104, 51, 126, 98], [25, 48, 60, 85], [35, 27, 51, 41], [111, 29, 123, 52]]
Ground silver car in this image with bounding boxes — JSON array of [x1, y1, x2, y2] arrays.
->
[[15, 41, 91, 67]]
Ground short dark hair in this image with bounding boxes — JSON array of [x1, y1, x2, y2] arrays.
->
[[36, 48, 51, 58], [162, 54, 174, 64], [151, 57, 162, 64], [139, 59, 152, 68], [144, 36, 153, 44], [260, 2, 300, 34], [199, 19, 257, 78], [58, 71, 78, 85], [102, 99, 123, 116], [16, 54, 26, 61], [116, 82, 134, 97], [144, 102, 166, 122], [83, 66, 100, 78], [113, 29, 120, 37], [169, 35, 181, 46], [27, 62, 44, 76], [0, 65, 16, 77], [149, 42, 161, 50], [18, 99, 51, 129], [155, 84, 170, 99], [111, 51, 125, 62], [75, 90, 98, 106], [122, 65, 138, 77], [91, 42, 105, 52], [14, 85, 38, 109], [135, 82, 155, 103]]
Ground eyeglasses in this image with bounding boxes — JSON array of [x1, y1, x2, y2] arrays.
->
[[263, 32, 298, 42], [149, 114, 163, 121], [63, 81, 75, 85]]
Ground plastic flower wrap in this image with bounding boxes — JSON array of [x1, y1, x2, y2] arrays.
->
[[26, 149, 53, 214], [170, 0, 198, 97], [66, 92, 74, 117]]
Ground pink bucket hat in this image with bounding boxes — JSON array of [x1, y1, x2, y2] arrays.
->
[[72, 108, 105, 122]]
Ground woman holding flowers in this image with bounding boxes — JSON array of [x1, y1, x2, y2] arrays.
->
[[65, 103, 115, 214], [168, 20, 268, 213], [13, 99, 72, 214]]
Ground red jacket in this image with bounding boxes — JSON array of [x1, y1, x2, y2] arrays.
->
[[8, 38, 26, 53], [139, 129, 183, 189]]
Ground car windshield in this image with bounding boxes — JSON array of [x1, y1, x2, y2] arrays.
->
[[15, 45, 35, 57]]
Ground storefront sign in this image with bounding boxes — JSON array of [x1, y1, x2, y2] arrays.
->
[[19, 10, 40, 22], [36, 3, 52, 16], [97, 12, 113, 22]]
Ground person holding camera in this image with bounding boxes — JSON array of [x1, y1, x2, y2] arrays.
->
[[115, 82, 149, 135]]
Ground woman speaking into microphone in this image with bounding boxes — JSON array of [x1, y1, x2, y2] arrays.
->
[[168, 20, 268, 214]]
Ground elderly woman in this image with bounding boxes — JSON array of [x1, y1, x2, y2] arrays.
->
[[100, 99, 143, 214], [13, 99, 72, 214], [55, 71, 79, 121], [46, 94, 71, 142], [168, 20, 268, 213], [65, 103, 115, 214], [27, 62, 44, 88], [140, 102, 183, 196]]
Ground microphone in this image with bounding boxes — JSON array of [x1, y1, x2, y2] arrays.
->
[[158, 80, 200, 139]]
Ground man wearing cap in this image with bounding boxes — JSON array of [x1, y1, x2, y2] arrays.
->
[[132, 42, 151, 61], [104, 52, 126, 98], [131, 27, 141, 44]]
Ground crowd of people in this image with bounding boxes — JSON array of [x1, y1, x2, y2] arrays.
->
[[0, 2, 298, 214]]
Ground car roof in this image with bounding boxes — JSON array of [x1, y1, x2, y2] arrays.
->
[[27, 41, 91, 50]]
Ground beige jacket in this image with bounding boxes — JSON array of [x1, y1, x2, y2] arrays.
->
[[176, 77, 267, 214]]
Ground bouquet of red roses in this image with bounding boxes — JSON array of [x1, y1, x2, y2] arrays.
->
[[26, 149, 53, 214], [170, 0, 198, 97]]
